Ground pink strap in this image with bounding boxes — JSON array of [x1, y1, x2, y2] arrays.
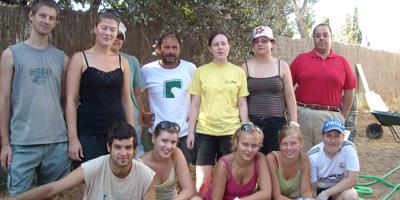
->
[[221, 156, 233, 180], [253, 154, 259, 178]]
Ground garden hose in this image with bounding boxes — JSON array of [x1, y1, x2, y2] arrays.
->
[[355, 164, 400, 200]]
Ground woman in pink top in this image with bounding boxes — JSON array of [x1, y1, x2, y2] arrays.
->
[[208, 124, 272, 200]]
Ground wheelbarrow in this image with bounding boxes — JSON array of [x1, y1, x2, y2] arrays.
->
[[366, 110, 400, 142]]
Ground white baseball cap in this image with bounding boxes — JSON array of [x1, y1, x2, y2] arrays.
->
[[118, 22, 126, 40], [252, 25, 275, 41]]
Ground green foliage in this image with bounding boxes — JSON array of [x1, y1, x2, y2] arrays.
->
[[303, 6, 315, 36], [6, 0, 294, 64], [101, 0, 294, 65], [339, 7, 362, 44], [321, 16, 330, 25], [289, 0, 318, 38]]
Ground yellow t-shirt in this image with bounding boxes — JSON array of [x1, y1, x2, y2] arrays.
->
[[189, 62, 249, 136]]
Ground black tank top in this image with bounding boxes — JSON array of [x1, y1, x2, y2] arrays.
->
[[77, 52, 126, 136]]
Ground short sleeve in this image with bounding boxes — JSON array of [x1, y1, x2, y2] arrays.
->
[[188, 68, 201, 96], [341, 57, 357, 89], [290, 56, 299, 85], [308, 155, 318, 183], [135, 160, 156, 192], [237, 68, 249, 97], [81, 157, 101, 187], [130, 57, 143, 89], [344, 143, 360, 172], [141, 67, 150, 90], [307, 146, 320, 184]]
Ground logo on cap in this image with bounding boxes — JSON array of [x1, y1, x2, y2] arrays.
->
[[322, 119, 345, 134], [255, 27, 265, 34]]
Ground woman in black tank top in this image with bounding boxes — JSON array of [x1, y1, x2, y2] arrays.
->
[[65, 11, 134, 165], [240, 25, 298, 155]]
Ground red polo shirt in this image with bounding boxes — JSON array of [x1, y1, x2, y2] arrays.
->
[[290, 49, 357, 107]]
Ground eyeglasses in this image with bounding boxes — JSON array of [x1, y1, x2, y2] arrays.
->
[[157, 121, 180, 132], [99, 8, 120, 18], [252, 39, 270, 44], [240, 123, 261, 132]]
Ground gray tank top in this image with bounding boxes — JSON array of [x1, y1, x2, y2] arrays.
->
[[246, 60, 285, 117], [9, 42, 68, 145]]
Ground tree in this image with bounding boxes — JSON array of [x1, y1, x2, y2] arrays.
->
[[322, 17, 330, 25], [1, 0, 294, 64], [0, 0, 29, 6], [339, 7, 362, 44], [103, 0, 294, 64], [290, 0, 318, 38]]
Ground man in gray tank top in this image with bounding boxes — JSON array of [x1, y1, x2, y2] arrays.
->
[[0, 0, 70, 196]]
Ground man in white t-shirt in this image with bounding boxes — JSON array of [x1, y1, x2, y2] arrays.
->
[[308, 119, 359, 200], [141, 32, 196, 163], [10, 122, 156, 200]]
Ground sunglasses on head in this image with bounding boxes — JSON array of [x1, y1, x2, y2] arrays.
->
[[240, 123, 261, 132], [157, 121, 180, 132], [99, 8, 120, 18]]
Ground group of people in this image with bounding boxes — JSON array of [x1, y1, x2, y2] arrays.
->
[[0, 0, 360, 200]]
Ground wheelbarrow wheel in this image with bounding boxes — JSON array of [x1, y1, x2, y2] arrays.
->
[[366, 123, 383, 139]]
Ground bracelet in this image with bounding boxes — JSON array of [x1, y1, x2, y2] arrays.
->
[[289, 121, 300, 127]]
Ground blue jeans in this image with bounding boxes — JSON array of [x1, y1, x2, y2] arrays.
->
[[249, 115, 286, 154], [8, 142, 71, 196]]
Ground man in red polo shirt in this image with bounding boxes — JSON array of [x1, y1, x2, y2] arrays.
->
[[290, 23, 357, 151]]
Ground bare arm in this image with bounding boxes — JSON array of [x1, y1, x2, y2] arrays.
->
[[211, 158, 228, 200], [60, 55, 69, 111], [15, 167, 85, 200], [341, 89, 354, 118], [240, 62, 249, 76], [121, 57, 134, 126], [237, 96, 249, 124], [143, 174, 157, 200], [0, 48, 14, 172], [300, 154, 314, 199], [133, 88, 144, 125], [139, 88, 155, 127], [186, 93, 191, 122], [241, 153, 272, 200], [323, 171, 358, 197], [65, 52, 83, 161], [281, 61, 297, 122], [186, 95, 200, 149], [266, 153, 291, 200], [173, 149, 195, 200]]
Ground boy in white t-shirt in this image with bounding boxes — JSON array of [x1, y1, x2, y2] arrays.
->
[[308, 119, 359, 200]]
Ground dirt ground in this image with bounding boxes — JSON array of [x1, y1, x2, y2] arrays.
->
[[1, 101, 399, 199], [354, 100, 400, 200]]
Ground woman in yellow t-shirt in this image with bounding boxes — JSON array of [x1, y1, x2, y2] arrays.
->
[[187, 31, 249, 197]]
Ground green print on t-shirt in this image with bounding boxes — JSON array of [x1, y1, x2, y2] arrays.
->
[[163, 79, 182, 98]]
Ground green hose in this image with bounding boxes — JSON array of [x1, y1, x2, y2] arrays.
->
[[355, 164, 400, 200]]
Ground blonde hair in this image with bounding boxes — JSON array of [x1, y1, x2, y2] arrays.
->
[[278, 126, 303, 144], [231, 124, 264, 151]]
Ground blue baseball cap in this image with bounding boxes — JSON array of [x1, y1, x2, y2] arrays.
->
[[322, 119, 345, 134]]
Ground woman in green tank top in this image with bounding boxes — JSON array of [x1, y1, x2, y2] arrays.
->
[[266, 126, 314, 199]]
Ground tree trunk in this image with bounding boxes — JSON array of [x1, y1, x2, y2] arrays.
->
[[295, 15, 309, 38], [292, 0, 310, 38], [88, 0, 101, 14]]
